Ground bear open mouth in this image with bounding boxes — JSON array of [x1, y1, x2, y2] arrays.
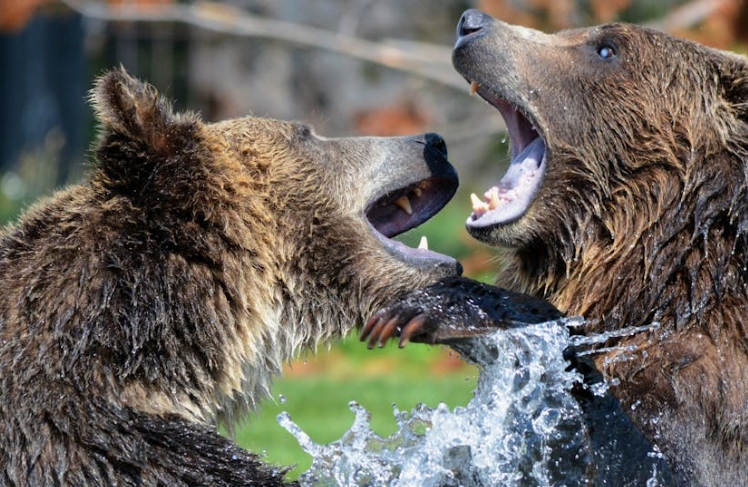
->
[[366, 176, 459, 269], [466, 82, 547, 229]]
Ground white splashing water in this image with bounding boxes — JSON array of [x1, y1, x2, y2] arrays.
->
[[278, 318, 671, 486]]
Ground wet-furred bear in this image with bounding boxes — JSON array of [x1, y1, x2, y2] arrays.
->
[[364, 9, 748, 486], [0, 67, 466, 486]]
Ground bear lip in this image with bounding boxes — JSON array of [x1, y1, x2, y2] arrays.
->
[[365, 176, 460, 270], [466, 85, 547, 229]]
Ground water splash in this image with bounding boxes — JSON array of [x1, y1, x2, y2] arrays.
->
[[279, 318, 673, 486], [279, 319, 590, 486]]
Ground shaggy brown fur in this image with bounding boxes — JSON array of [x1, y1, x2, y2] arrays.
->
[[451, 9, 748, 486], [0, 68, 461, 486]]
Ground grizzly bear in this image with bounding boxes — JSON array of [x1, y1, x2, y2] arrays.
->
[[0, 67, 463, 486], [363, 9, 748, 486]]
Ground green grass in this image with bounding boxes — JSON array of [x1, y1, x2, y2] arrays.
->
[[230, 336, 479, 480]]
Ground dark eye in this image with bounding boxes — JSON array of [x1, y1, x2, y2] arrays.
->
[[597, 44, 617, 59], [298, 125, 312, 137], [294, 124, 313, 140]]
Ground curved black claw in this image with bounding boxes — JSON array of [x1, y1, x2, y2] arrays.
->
[[361, 276, 562, 348]]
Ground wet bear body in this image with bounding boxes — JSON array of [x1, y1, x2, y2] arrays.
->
[[0, 69, 461, 485], [369, 10, 748, 486]]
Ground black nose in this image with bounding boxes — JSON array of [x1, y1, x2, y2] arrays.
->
[[456, 9, 493, 39], [423, 133, 448, 158]]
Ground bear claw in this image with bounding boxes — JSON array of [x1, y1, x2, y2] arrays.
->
[[361, 276, 563, 349]]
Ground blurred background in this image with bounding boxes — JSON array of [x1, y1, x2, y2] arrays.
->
[[2, 0, 747, 479]]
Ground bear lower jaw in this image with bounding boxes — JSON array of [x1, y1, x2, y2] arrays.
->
[[373, 230, 462, 275]]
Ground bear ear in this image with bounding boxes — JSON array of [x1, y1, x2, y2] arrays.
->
[[91, 66, 198, 155]]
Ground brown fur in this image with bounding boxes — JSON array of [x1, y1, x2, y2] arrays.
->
[[453, 10, 748, 485], [0, 68, 460, 485]]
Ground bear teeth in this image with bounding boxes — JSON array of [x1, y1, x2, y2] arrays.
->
[[395, 196, 413, 215], [484, 186, 516, 209], [418, 236, 429, 250], [470, 187, 519, 217], [471, 193, 490, 216], [469, 81, 481, 96]]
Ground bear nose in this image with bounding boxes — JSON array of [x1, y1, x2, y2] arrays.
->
[[456, 9, 492, 39], [423, 133, 448, 157]]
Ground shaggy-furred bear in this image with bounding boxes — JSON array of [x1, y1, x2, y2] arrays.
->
[[0, 67, 463, 486], [364, 9, 748, 486]]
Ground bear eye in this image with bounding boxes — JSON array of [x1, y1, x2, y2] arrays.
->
[[597, 44, 617, 60], [297, 125, 312, 138]]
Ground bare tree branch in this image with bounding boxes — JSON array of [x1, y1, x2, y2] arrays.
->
[[647, 0, 730, 31], [59, 0, 468, 91]]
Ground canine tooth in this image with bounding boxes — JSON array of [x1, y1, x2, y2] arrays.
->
[[469, 81, 480, 96], [470, 192, 484, 207], [418, 236, 429, 250], [484, 187, 502, 210], [470, 193, 490, 215], [395, 196, 413, 215]]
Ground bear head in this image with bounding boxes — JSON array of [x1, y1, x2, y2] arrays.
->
[[452, 10, 748, 322], [0, 67, 460, 431]]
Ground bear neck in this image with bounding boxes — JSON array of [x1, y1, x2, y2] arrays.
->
[[500, 149, 748, 481], [505, 151, 748, 339]]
